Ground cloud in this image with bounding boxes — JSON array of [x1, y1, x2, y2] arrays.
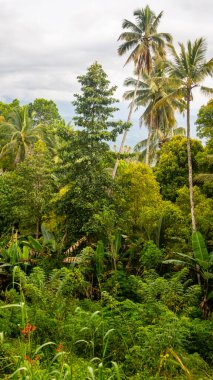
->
[[0, 0, 212, 142]]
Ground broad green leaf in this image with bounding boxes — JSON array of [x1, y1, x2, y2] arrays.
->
[[207, 290, 213, 300], [192, 231, 209, 269], [95, 241, 105, 276], [162, 259, 192, 267], [176, 252, 195, 261], [112, 232, 121, 255], [41, 224, 54, 242], [22, 245, 29, 260], [27, 236, 43, 252]]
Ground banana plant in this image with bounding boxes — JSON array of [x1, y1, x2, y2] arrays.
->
[[163, 231, 213, 317], [109, 232, 121, 271], [22, 225, 56, 253], [0, 242, 31, 286], [0, 226, 57, 270], [0, 242, 30, 266]]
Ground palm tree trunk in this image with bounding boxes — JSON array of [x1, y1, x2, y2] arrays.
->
[[145, 112, 153, 165], [112, 71, 141, 179], [186, 91, 196, 232]]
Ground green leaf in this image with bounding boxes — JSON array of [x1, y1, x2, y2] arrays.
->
[[34, 341, 55, 355], [162, 259, 191, 266], [112, 232, 121, 255], [192, 231, 209, 269], [9, 367, 27, 378], [207, 290, 213, 301], [104, 328, 115, 341], [22, 246, 29, 260], [0, 303, 24, 309], [27, 236, 43, 252], [202, 272, 213, 280], [176, 252, 196, 262], [95, 241, 105, 276], [41, 224, 55, 243], [112, 361, 121, 380]]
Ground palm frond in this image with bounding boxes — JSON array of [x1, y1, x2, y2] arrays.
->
[[152, 11, 163, 29], [121, 19, 142, 34], [134, 138, 148, 151], [200, 86, 213, 96]]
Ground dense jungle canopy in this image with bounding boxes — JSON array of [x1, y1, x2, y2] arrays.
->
[[0, 4, 213, 380]]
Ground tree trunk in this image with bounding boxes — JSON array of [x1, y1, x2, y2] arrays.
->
[[186, 90, 196, 232], [145, 112, 153, 165], [112, 71, 141, 179]]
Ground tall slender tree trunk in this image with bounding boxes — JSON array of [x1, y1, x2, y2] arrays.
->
[[112, 71, 141, 179], [145, 112, 153, 165], [186, 90, 196, 232]]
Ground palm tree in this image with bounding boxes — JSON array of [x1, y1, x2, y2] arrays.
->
[[0, 106, 53, 166], [134, 125, 186, 165], [164, 38, 213, 231], [124, 63, 185, 164], [112, 5, 172, 178]]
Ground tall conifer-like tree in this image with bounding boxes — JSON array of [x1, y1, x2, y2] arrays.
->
[[72, 62, 124, 141], [56, 62, 125, 241]]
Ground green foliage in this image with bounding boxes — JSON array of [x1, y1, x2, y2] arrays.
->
[[55, 62, 126, 240], [155, 136, 203, 201], [195, 149, 213, 197], [0, 13, 213, 380], [73, 62, 125, 141], [192, 231, 209, 268], [194, 100, 213, 197], [176, 186, 213, 242], [0, 106, 55, 168], [95, 241, 105, 277], [196, 99, 213, 150], [140, 241, 163, 269], [0, 98, 20, 119], [0, 241, 30, 276], [28, 98, 64, 126], [1, 258, 213, 379], [159, 201, 191, 252], [49, 267, 89, 298], [0, 141, 55, 237], [114, 161, 163, 239]]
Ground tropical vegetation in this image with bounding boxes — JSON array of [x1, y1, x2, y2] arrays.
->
[[0, 5, 213, 380]]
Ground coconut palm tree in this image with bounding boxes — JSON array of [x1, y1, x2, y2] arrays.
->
[[124, 63, 185, 164], [0, 106, 52, 166], [161, 38, 213, 231], [112, 5, 172, 178], [134, 125, 186, 165]]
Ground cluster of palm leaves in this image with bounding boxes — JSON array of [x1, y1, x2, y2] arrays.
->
[[0, 106, 57, 168], [114, 5, 213, 169], [124, 63, 186, 164], [113, 5, 212, 233]]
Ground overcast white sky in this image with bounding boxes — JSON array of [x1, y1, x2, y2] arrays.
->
[[0, 0, 212, 145]]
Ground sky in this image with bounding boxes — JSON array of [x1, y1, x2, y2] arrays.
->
[[0, 0, 212, 146]]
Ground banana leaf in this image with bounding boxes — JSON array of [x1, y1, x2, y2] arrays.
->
[[162, 259, 193, 267], [192, 231, 209, 269]]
